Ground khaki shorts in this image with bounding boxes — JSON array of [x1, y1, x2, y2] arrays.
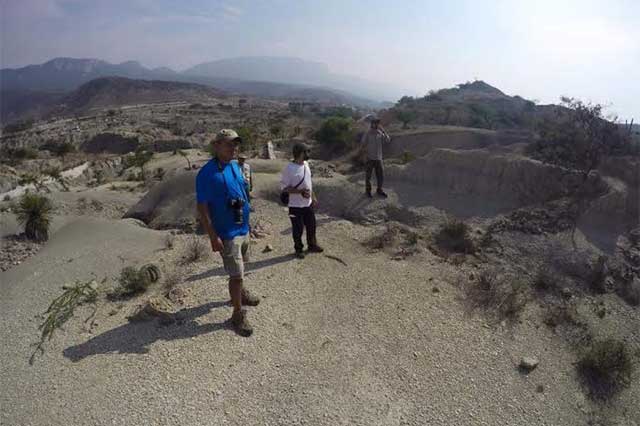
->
[[220, 234, 250, 279]]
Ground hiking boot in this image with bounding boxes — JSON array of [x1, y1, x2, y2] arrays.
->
[[308, 244, 324, 253], [241, 288, 260, 306], [230, 309, 253, 337], [376, 189, 388, 198], [295, 251, 306, 259]]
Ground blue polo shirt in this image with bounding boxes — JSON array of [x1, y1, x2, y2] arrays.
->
[[195, 158, 250, 240]]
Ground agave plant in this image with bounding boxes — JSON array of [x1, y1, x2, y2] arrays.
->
[[15, 193, 54, 241]]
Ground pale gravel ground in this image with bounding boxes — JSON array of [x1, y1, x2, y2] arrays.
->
[[1, 185, 638, 425]]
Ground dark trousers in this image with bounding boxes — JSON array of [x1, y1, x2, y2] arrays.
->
[[289, 206, 317, 252], [365, 160, 384, 193]]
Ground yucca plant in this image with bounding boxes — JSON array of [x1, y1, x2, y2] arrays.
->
[[15, 193, 54, 242]]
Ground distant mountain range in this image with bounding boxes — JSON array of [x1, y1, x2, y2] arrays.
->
[[0, 77, 226, 123], [0, 56, 394, 123]]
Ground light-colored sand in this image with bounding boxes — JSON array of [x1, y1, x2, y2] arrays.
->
[[1, 159, 638, 426]]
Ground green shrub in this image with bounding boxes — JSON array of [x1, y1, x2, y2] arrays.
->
[[315, 116, 355, 154], [15, 193, 54, 241], [577, 339, 634, 400], [117, 266, 151, 294]]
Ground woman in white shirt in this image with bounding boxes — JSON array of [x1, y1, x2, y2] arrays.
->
[[280, 143, 324, 259]]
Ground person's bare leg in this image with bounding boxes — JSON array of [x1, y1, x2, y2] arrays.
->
[[229, 277, 243, 312]]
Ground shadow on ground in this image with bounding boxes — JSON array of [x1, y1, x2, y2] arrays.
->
[[185, 254, 296, 282], [63, 300, 229, 362]]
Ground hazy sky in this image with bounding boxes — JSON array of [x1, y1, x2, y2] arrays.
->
[[1, 0, 639, 120]]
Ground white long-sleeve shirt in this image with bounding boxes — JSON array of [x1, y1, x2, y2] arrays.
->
[[280, 161, 312, 208]]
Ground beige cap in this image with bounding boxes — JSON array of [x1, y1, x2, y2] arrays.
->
[[214, 129, 242, 143]]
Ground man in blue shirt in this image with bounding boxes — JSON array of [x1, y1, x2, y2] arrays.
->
[[196, 129, 259, 337]]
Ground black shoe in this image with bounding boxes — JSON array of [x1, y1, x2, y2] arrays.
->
[[376, 189, 388, 198], [308, 245, 324, 253], [295, 251, 306, 259], [366, 191, 373, 198]]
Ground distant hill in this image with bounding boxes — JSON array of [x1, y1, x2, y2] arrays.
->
[[0, 90, 66, 124], [0, 57, 384, 123], [393, 80, 555, 130], [1, 77, 226, 123], [0, 58, 176, 92], [58, 77, 225, 113], [183, 56, 400, 101]]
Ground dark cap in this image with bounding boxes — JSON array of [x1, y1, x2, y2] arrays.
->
[[292, 142, 310, 158]]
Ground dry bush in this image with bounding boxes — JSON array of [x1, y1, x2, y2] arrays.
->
[[543, 302, 581, 328], [365, 226, 401, 251], [465, 269, 528, 321], [577, 339, 634, 401], [90, 198, 104, 211], [117, 266, 151, 295], [183, 235, 207, 264], [533, 265, 559, 294], [434, 218, 476, 254], [163, 270, 181, 292], [164, 233, 175, 250]]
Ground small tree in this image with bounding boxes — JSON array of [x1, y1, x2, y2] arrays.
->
[[236, 127, 256, 152], [396, 110, 416, 129], [15, 193, 54, 241], [128, 149, 153, 178], [315, 116, 355, 154], [528, 98, 631, 178]]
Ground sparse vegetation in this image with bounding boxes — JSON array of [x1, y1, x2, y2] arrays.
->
[[577, 339, 634, 400], [543, 302, 581, 328], [465, 269, 528, 321], [315, 116, 355, 154], [43, 167, 69, 191], [116, 264, 160, 295], [164, 233, 175, 250], [183, 235, 207, 263], [15, 193, 54, 241], [30, 278, 101, 364], [527, 98, 633, 176], [434, 218, 476, 254], [178, 150, 191, 169], [1, 147, 39, 164], [125, 148, 153, 178], [400, 150, 416, 164], [396, 109, 416, 129]]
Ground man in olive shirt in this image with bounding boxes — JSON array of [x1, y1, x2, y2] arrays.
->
[[360, 118, 391, 198]]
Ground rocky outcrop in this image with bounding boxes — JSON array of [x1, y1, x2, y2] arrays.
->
[[123, 170, 197, 230]]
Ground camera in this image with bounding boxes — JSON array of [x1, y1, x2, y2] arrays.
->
[[228, 198, 245, 224]]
